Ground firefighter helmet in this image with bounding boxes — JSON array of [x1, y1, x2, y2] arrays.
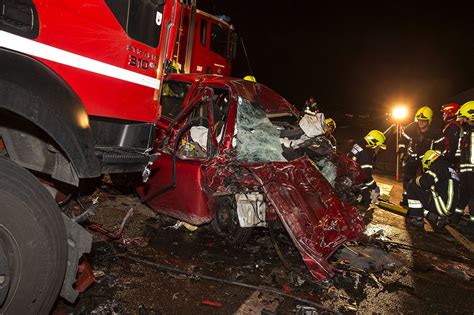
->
[[457, 101, 474, 121], [325, 118, 336, 130], [415, 106, 433, 123], [440, 103, 460, 120], [243, 75, 257, 82], [422, 150, 440, 170], [304, 97, 318, 115], [364, 130, 386, 150]]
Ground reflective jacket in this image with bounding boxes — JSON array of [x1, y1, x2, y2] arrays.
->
[[416, 158, 459, 216], [442, 119, 462, 166], [459, 123, 474, 173], [399, 122, 444, 160], [348, 140, 377, 190]]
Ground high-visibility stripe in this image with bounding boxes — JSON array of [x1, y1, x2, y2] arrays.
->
[[408, 199, 423, 208], [0, 31, 160, 90], [416, 176, 422, 187], [455, 208, 464, 214], [445, 179, 454, 213], [426, 170, 439, 183], [361, 164, 373, 169], [460, 168, 473, 173], [398, 144, 406, 148], [431, 192, 447, 216], [365, 179, 375, 186], [402, 130, 411, 140], [470, 215, 474, 222]]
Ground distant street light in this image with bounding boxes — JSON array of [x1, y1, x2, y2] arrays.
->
[[392, 105, 408, 181], [392, 105, 408, 122]]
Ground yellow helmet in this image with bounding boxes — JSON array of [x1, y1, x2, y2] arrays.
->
[[364, 130, 386, 150], [243, 75, 257, 82], [325, 118, 336, 130], [457, 101, 474, 121], [415, 106, 433, 123], [422, 150, 440, 170]]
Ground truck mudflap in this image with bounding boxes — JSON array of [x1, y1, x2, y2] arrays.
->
[[248, 156, 365, 280], [60, 214, 93, 303]]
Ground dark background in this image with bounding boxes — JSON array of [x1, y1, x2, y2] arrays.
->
[[198, 1, 474, 171], [199, 1, 474, 120]]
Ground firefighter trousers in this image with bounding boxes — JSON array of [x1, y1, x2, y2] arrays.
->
[[455, 172, 474, 221], [402, 159, 421, 201], [406, 180, 456, 218]]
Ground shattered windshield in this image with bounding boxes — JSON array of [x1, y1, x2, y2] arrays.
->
[[160, 81, 191, 120], [235, 97, 287, 162]]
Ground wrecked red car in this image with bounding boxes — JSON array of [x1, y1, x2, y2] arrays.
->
[[137, 74, 365, 281]]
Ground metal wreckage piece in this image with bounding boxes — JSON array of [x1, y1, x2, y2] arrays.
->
[[202, 154, 365, 280]]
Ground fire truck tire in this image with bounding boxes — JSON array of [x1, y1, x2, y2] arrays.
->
[[0, 158, 67, 314], [211, 196, 253, 245]]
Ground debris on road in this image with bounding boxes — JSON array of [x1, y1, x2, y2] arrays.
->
[[200, 299, 222, 308]]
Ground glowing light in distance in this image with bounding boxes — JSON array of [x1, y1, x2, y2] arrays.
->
[[392, 106, 408, 121]]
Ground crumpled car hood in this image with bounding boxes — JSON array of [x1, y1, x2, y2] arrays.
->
[[247, 156, 365, 280]]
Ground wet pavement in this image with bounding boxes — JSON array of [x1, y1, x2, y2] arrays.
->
[[53, 175, 474, 314]]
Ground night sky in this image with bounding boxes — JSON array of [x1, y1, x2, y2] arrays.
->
[[199, 1, 474, 120]]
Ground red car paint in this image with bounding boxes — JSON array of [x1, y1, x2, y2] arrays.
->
[[137, 74, 365, 280], [28, 0, 234, 123]]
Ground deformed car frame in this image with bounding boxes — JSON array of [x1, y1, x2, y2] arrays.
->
[[137, 74, 365, 280]]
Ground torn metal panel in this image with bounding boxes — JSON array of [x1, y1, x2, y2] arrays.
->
[[248, 156, 365, 280]]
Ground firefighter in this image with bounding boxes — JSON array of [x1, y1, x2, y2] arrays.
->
[[440, 103, 462, 167], [453, 101, 474, 223], [325, 118, 337, 150], [398, 106, 444, 206], [406, 150, 459, 229], [304, 96, 319, 115], [348, 130, 386, 206]]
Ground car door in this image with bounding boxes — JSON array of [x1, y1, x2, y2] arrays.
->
[[138, 85, 231, 225]]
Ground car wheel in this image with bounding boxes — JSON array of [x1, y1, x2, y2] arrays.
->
[[0, 157, 67, 314], [211, 195, 253, 245]]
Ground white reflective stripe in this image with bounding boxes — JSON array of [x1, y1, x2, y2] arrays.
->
[[445, 179, 454, 212], [455, 208, 464, 214], [431, 191, 447, 216], [416, 176, 422, 187], [361, 164, 373, 169], [408, 199, 423, 208], [460, 164, 474, 167], [434, 137, 444, 144], [470, 215, 474, 222], [402, 130, 411, 140], [0, 31, 160, 90], [398, 144, 406, 148], [423, 210, 429, 217], [365, 179, 375, 186], [426, 170, 439, 183], [460, 168, 473, 173]]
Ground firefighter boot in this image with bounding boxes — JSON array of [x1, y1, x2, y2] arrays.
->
[[425, 212, 448, 230], [406, 216, 424, 229]]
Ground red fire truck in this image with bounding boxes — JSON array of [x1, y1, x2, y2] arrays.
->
[[0, 0, 235, 312]]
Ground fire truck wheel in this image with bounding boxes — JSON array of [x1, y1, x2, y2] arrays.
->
[[211, 195, 253, 245], [0, 158, 67, 314]]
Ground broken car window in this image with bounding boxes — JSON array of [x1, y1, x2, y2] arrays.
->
[[160, 81, 191, 120], [235, 97, 287, 163]]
